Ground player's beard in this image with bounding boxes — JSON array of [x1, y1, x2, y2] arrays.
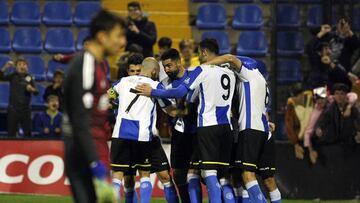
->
[[166, 69, 179, 80]]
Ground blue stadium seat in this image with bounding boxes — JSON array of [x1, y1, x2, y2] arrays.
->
[[227, 0, 254, 2], [0, 28, 11, 53], [232, 5, 263, 30], [201, 31, 230, 54], [0, 1, 9, 25], [236, 31, 268, 57], [44, 28, 75, 54], [277, 59, 302, 84], [277, 4, 300, 28], [196, 4, 227, 29], [277, 31, 304, 56], [297, 0, 321, 3], [76, 29, 90, 51], [73, 2, 101, 26], [0, 83, 9, 109], [255, 59, 269, 80], [10, 1, 41, 26], [42, 2, 72, 26], [31, 84, 46, 110], [24, 55, 46, 81], [0, 55, 10, 68], [306, 6, 337, 28], [352, 7, 360, 31], [12, 28, 42, 54], [47, 60, 67, 80], [275, 113, 288, 140]]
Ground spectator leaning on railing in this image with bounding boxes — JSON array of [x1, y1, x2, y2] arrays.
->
[[285, 83, 314, 160], [0, 58, 38, 137]]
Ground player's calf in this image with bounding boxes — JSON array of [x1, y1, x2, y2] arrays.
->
[[263, 177, 281, 203], [156, 170, 179, 203]]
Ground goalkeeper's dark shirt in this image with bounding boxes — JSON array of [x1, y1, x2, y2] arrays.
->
[[63, 51, 110, 165]]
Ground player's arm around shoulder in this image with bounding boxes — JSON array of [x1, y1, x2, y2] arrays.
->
[[203, 54, 242, 71]]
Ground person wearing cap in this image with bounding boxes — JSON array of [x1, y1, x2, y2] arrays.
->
[[179, 39, 200, 69], [314, 83, 360, 147], [285, 83, 314, 160], [303, 87, 328, 164]]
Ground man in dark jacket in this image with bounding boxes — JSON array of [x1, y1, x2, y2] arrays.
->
[[0, 58, 38, 137], [126, 1, 157, 57]]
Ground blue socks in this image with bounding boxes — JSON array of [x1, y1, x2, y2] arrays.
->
[[269, 188, 282, 203], [202, 170, 222, 203], [220, 178, 235, 203], [124, 187, 138, 203], [112, 179, 122, 201], [163, 182, 179, 203], [245, 180, 266, 203], [187, 174, 202, 203], [140, 177, 152, 203]]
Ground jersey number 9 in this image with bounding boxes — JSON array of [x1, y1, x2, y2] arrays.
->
[[221, 74, 231, 100]]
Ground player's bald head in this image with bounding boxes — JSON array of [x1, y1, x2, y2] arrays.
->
[[141, 57, 160, 79], [142, 57, 159, 72]]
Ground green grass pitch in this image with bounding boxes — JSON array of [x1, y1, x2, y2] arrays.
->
[[0, 194, 359, 203]]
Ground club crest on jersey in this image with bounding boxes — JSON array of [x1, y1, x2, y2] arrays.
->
[[184, 77, 190, 84]]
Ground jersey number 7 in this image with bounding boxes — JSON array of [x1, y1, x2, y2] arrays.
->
[[125, 88, 141, 113]]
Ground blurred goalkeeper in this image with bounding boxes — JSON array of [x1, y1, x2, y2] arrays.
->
[[62, 9, 126, 203]]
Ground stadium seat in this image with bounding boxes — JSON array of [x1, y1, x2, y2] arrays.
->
[[12, 28, 42, 54], [0, 55, 10, 68], [352, 7, 360, 31], [227, 0, 254, 2], [277, 4, 300, 28], [47, 60, 67, 80], [277, 31, 304, 56], [31, 84, 46, 110], [277, 59, 302, 84], [0, 83, 9, 109], [201, 31, 230, 54], [196, 4, 227, 29], [44, 28, 75, 54], [76, 29, 90, 51], [42, 2, 72, 26], [297, 0, 321, 3], [24, 55, 46, 81], [0, 1, 9, 25], [10, 1, 41, 26], [255, 59, 269, 80], [306, 6, 337, 28], [73, 2, 101, 26], [275, 113, 288, 140], [0, 28, 11, 53], [236, 31, 268, 57], [232, 5, 263, 30]]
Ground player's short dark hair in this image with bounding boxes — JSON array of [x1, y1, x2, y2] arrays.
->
[[128, 1, 141, 10], [158, 37, 172, 49], [128, 53, 144, 66], [199, 38, 219, 55], [90, 9, 126, 39], [161, 48, 181, 62], [316, 42, 330, 52], [289, 83, 304, 97], [332, 83, 349, 93]]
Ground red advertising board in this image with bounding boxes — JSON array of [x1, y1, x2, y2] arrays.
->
[[0, 140, 172, 197]]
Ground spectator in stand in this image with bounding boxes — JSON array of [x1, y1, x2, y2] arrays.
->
[[179, 39, 200, 69], [307, 41, 352, 89], [0, 58, 38, 137], [314, 83, 360, 147], [34, 95, 63, 139], [307, 19, 360, 74], [303, 87, 328, 164], [285, 83, 314, 160], [53, 36, 91, 64], [155, 37, 172, 60], [126, 1, 157, 57], [117, 44, 143, 79], [43, 70, 64, 112]]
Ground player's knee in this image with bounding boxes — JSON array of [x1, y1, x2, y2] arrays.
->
[[263, 177, 277, 191], [200, 169, 217, 178], [139, 170, 151, 178], [241, 171, 256, 183], [157, 170, 171, 183]]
